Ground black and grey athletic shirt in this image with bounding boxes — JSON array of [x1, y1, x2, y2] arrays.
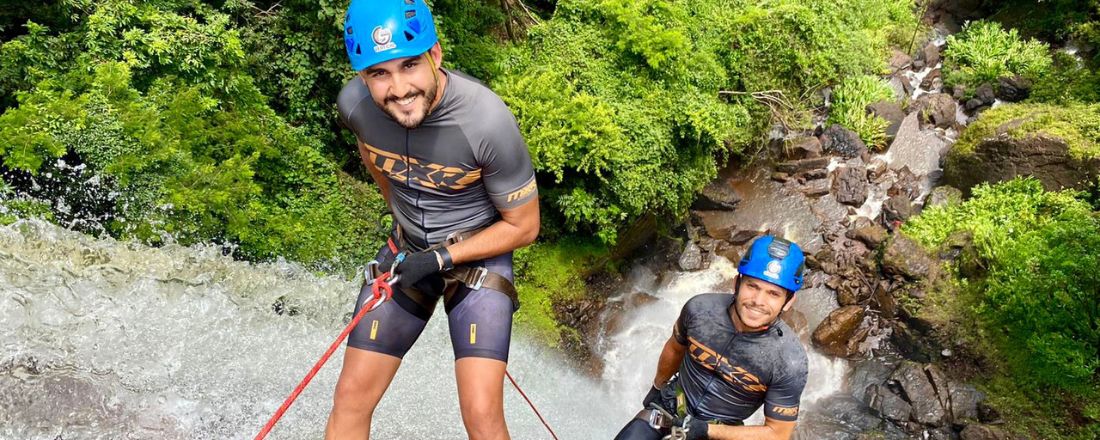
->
[[337, 69, 538, 250], [673, 293, 808, 424]]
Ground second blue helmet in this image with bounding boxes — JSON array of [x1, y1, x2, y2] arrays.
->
[[737, 235, 806, 293], [344, 0, 439, 72]]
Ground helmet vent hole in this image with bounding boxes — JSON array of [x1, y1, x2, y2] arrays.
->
[[404, 0, 414, 4], [405, 10, 416, 19], [404, 30, 415, 41], [355, 44, 362, 55], [346, 26, 353, 34]]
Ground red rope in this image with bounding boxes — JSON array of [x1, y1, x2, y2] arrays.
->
[[254, 273, 394, 440], [506, 370, 560, 440]]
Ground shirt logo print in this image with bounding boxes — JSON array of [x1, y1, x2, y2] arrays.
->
[[365, 143, 481, 190], [688, 336, 768, 393]]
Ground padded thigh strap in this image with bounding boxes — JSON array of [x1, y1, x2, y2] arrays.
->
[[441, 266, 520, 312]]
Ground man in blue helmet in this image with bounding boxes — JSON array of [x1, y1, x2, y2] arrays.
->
[[614, 235, 809, 440], [326, 0, 539, 439]]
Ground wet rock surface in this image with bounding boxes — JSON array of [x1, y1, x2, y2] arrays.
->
[[944, 130, 1100, 194], [812, 306, 867, 357], [822, 124, 869, 159]]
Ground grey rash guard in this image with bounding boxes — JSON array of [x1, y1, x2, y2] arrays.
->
[[673, 293, 808, 423], [337, 69, 537, 250]]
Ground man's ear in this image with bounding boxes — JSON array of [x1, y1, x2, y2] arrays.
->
[[428, 42, 443, 68], [781, 294, 797, 312]]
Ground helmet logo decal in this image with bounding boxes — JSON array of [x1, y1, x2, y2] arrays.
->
[[372, 26, 396, 52], [764, 260, 783, 279]]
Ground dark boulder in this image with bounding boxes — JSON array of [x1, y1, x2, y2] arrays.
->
[[812, 306, 867, 357], [920, 68, 943, 90], [776, 156, 832, 174], [867, 101, 907, 141], [922, 41, 942, 67], [944, 124, 1100, 195], [786, 136, 823, 160], [867, 384, 912, 424], [960, 424, 1014, 440], [949, 382, 985, 422], [889, 361, 948, 426], [882, 234, 934, 280], [692, 179, 742, 211], [924, 186, 963, 210], [882, 194, 915, 226], [847, 224, 888, 248], [912, 93, 957, 129], [678, 241, 704, 271], [996, 75, 1031, 102], [822, 124, 869, 159], [832, 166, 870, 206]]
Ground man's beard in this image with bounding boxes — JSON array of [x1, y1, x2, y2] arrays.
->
[[380, 85, 438, 129]]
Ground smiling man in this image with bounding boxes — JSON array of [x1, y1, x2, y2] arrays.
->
[[325, 0, 539, 439], [615, 236, 809, 440]]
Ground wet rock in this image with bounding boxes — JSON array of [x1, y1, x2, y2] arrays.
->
[[849, 357, 899, 403], [924, 186, 963, 209], [713, 242, 741, 263], [822, 124, 869, 159], [889, 50, 913, 73], [952, 85, 966, 100], [912, 93, 957, 128], [771, 172, 790, 182], [975, 83, 996, 106], [920, 68, 943, 90], [882, 235, 933, 280], [803, 168, 828, 181], [678, 241, 704, 271], [776, 156, 832, 174], [889, 361, 948, 426], [944, 123, 1100, 194], [836, 276, 870, 306], [922, 41, 942, 67], [847, 224, 888, 248], [729, 229, 761, 245], [693, 179, 742, 211], [872, 283, 898, 318], [832, 166, 869, 206], [801, 178, 832, 197], [949, 382, 985, 422], [786, 136, 823, 160], [889, 74, 914, 101], [888, 166, 921, 201], [960, 424, 1013, 440], [868, 101, 906, 141], [781, 308, 809, 336], [882, 194, 915, 226], [996, 75, 1031, 102], [867, 158, 888, 180], [867, 384, 912, 424], [812, 306, 867, 357]]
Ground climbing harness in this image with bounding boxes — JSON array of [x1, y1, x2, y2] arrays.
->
[[253, 251, 405, 440]]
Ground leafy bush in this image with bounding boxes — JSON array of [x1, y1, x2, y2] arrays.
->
[[943, 20, 1052, 93], [904, 178, 1100, 394], [951, 102, 1100, 160], [0, 1, 388, 267], [827, 75, 894, 149], [495, 0, 916, 243]]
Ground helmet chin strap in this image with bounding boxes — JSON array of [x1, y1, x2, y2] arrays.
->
[[424, 51, 441, 116], [732, 275, 794, 334]]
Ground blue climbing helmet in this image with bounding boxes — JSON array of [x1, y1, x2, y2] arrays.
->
[[344, 0, 439, 72], [737, 235, 806, 293]]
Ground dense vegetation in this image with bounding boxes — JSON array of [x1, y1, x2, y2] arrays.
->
[[903, 178, 1100, 438]]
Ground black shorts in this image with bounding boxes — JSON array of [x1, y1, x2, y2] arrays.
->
[[346, 244, 516, 362]]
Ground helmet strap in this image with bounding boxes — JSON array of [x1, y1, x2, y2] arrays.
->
[[423, 51, 442, 117]]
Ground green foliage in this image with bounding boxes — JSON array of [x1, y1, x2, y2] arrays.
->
[[904, 178, 1100, 394], [1030, 51, 1100, 104], [943, 21, 1052, 93], [496, 0, 916, 243], [827, 75, 894, 149], [0, 1, 388, 267], [952, 103, 1100, 160], [512, 239, 608, 345]]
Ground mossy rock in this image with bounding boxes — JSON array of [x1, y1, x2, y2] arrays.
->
[[944, 103, 1100, 194]]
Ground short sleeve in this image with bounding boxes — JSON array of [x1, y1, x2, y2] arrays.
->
[[477, 103, 537, 210], [763, 356, 808, 421], [673, 301, 691, 345]]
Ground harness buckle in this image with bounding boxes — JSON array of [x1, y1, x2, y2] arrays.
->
[[363, 260, 380, 285], [646, 409, 670, 431], [469, 266, 489, 290]]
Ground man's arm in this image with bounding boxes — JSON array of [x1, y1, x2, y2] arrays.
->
[[654, 334, 687, 387], [704, 417, 796, 440], [446, 197, 539, 265]]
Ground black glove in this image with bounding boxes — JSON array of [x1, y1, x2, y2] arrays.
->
[[393, 250, 443, 289], [642, 386, 662, 409], [683, 417, 709, 440]]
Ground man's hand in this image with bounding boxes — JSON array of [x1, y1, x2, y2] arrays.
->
[[643, 386, 662, 409], [393, 250, 443, 288], [683, 417, 708, 440]]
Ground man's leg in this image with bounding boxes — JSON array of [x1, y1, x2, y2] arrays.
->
[[613, 417, 665, 440], [447, 252, 516, 440], [456, 357, 510, 440], [325, 348, 401, 439]]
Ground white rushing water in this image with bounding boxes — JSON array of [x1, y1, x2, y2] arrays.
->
[[0, 220, 628, 439]]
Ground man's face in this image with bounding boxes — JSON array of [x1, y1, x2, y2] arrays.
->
[[359, 45, 441, 129], [734, 275, 794, 331]]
